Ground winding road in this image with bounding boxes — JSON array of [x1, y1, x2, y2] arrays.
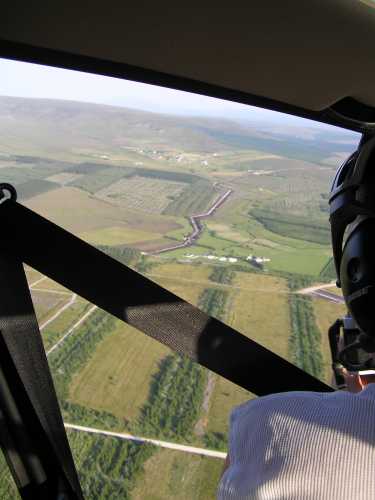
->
[[150, 188, 233, 255]]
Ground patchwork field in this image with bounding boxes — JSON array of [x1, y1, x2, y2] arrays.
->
[[97, 176, 186, 213], [25, 186, 181, 236], [0, 94, 360, 498]]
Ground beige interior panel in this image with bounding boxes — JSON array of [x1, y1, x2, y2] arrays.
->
[[1, 0, 375, 111]]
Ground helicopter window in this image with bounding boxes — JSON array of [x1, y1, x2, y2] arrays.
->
[[0, 57, 361, 498]]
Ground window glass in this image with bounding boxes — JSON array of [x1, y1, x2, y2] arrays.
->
[[0, 57, 360, 498], [24, 265, 244, 498]]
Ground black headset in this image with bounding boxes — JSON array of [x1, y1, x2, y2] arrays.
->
[[329, 135, 375, 352]]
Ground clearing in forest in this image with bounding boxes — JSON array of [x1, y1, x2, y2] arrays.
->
[[225, 272, 291, 360], [68, 321, 170, 424]]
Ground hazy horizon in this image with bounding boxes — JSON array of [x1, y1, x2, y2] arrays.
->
[[0, 57, 354, 134]]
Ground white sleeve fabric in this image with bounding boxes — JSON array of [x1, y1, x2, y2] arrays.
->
[[217, 387, 375, 500]]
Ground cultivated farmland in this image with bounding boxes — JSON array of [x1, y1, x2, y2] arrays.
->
[[0, 94, 361, 498], [97, 176, 186, 213]]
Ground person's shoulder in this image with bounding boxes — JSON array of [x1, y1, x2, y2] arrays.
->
[[231, 390, 340, 422]]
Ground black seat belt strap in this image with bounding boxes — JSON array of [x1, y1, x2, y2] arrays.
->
[[0, 198, 332, 395], [0, 250, 83, 499]]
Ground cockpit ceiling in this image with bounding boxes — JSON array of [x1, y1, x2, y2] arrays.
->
[[1, 0, 375, 114]]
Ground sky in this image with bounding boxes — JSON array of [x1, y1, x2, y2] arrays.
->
[[0, 57, 356, 134]]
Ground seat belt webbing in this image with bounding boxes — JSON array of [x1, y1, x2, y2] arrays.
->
[[0, 200, 332, 395], [0, 251, 83, 499]]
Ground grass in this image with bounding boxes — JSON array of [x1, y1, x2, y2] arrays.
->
[[25, 186, 181, 236], [30, 290, 71, 324], [80, 226, 162, 246], [17, 178, 60, 200], [163, 179, 216, 217], [68, 321, 170, 425], [225, 272, 291, 360], [206, 222, 250, 243], [131, 448, 224, 500], [42, 299, 92, 351], [147, 275, 208, 307], [136, 354, 206, 441], [149, 262, 212, 286], [288, 288, 323, 378], [205, 375, 253, 440], [312, 298, 347, 384], [250, 208, 330, 245], [162, 214, 330, 276], [70, 166, 131, 193], [24, 265, 42, 285], [67, 429, 155, 499], [33, 278, 73, 292], [149, 263, 291, 362]]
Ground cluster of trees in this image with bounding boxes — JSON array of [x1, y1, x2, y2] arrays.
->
[[71, 166, 132, 193], [97, 245, 139, 266], [209, 267, 235, 285], [198, 288, 229, 321], [134, 254, 155, 274], [61, 400, 120, 431], [203, 431, 227, 451], [133, 167, 199, 184], [163, 179, 216, 216], [68, 430, 155, 499], [250, 208, 330, 245], [288, 277, 323, 378], [137, 354, 206, 441], [17, 178, 60, 200]]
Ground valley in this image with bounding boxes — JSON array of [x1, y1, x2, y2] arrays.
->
[[0, 95, 359, 499]]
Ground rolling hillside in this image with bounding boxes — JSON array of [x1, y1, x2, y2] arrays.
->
[[0, 96, 357, 163]]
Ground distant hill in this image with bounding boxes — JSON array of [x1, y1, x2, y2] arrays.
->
[[0, 96, 358, 163]]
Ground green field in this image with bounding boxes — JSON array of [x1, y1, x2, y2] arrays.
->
[[226, 272, 291, 360], [69, 322, 170, 425], [204, 375, 253, 446], [132, 448, 223, 500], [80, 225, 163, 246]]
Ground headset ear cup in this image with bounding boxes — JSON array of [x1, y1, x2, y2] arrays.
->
[[341, 218, 375, 338]]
